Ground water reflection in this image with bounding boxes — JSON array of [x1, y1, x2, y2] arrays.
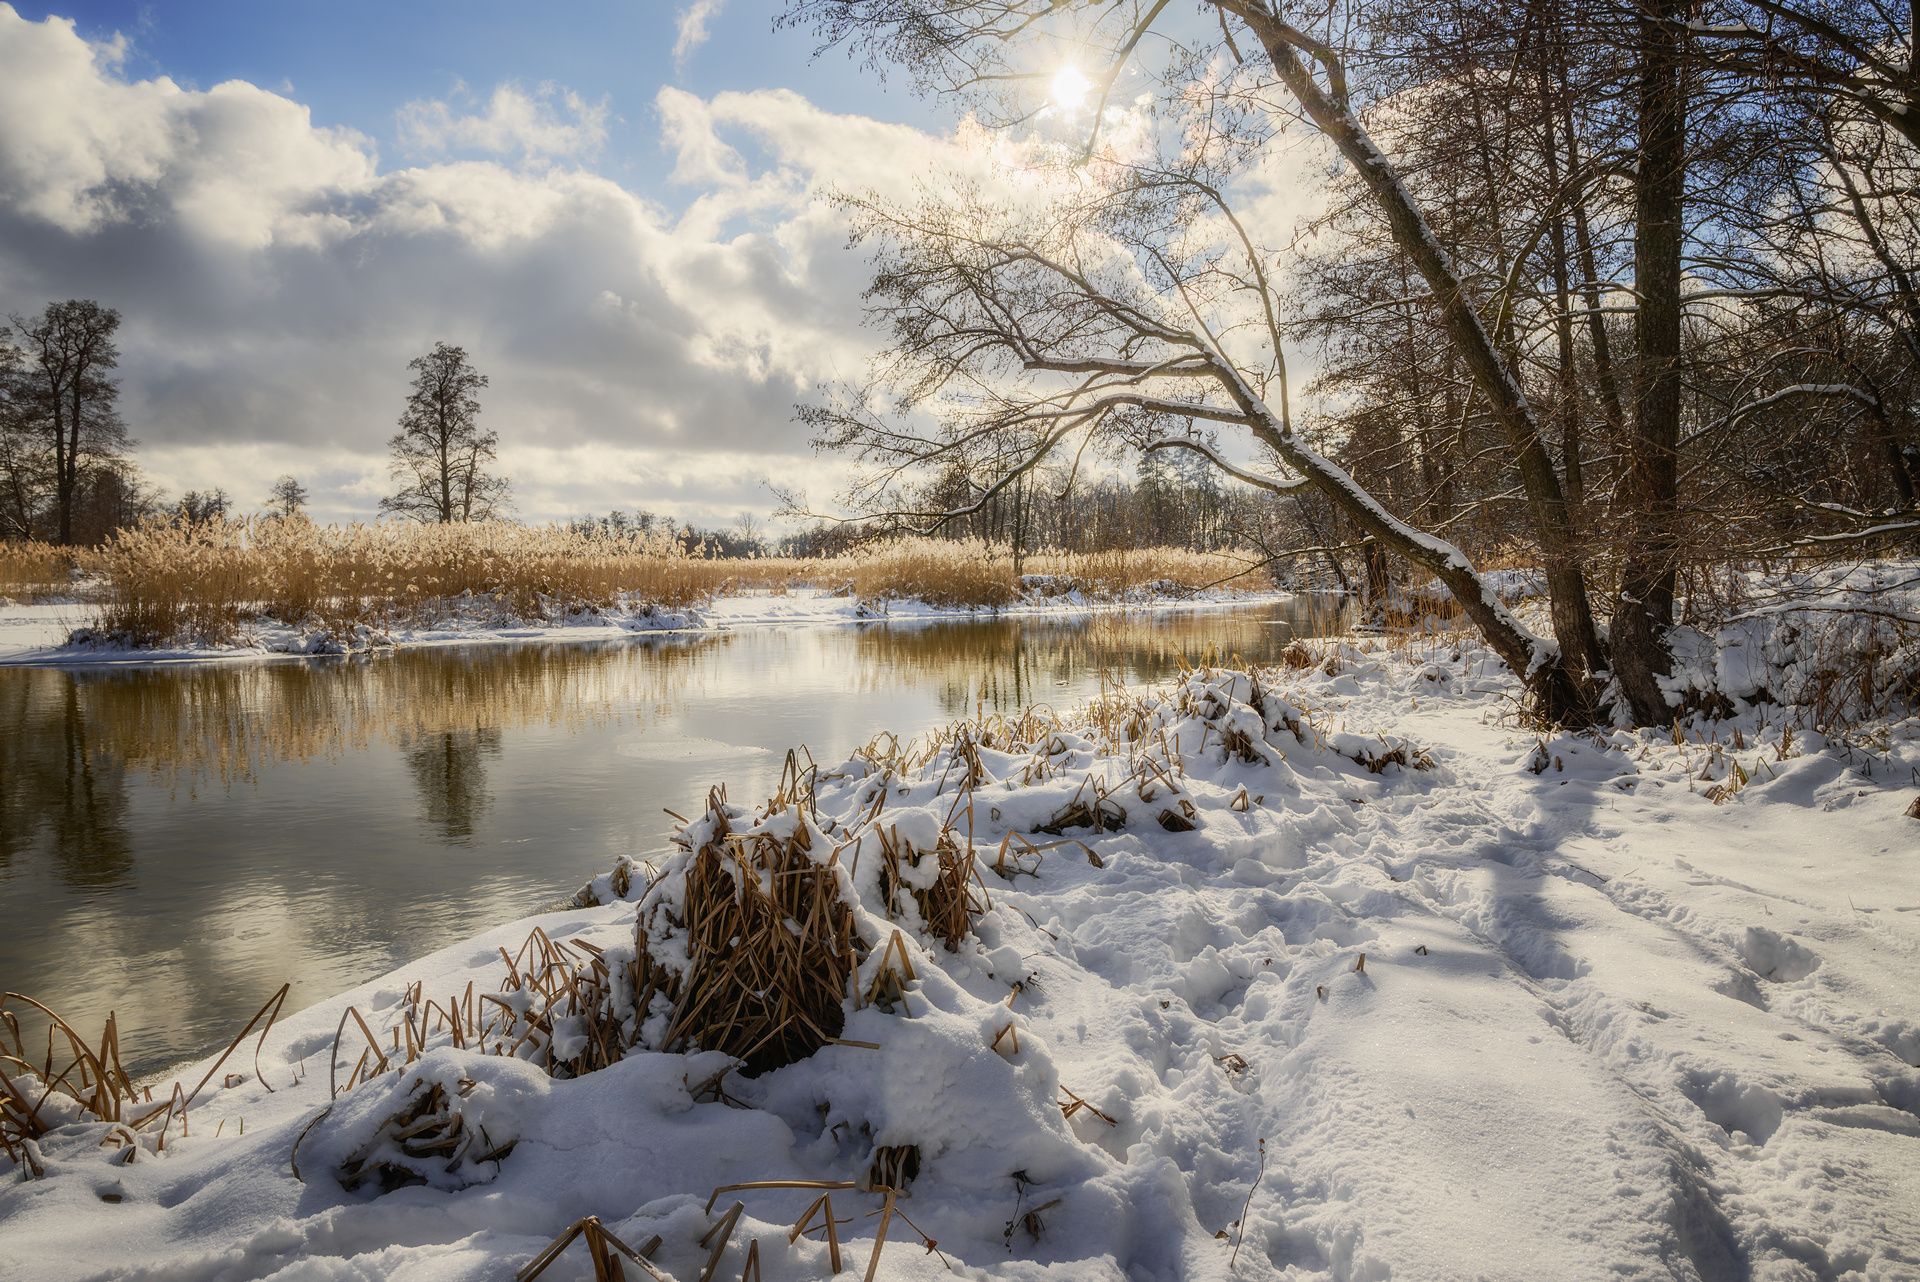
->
[[0, 678, 135, 888], [0, 601, 1343, 1072], [403, 729, 503, 843]]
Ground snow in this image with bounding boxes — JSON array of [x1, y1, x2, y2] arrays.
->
[[0, 586, 1294, 667], [3, 638, 1917, 1280]]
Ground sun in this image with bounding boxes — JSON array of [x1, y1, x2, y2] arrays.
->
[[1049, 64, 1093, 112]]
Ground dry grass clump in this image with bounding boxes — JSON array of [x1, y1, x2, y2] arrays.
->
[[87, 521, 253, 646], [332, 753, 987, 1094], [874, 822, 985, 951], [1783, 614, 1920, 730], [86, 516, 741, 645], [329, 928, 632, 1095], [845, 537, 1020, 608], [1056, 546, 1269, 596], [842, 540, 1270, 606], [0, 540, 74, 600], [1, 985, 288, 1174], [334, 1072, 517, 1194], [1038, 774, 1130, 834], [634, 788, 865, 1074], [1, 995, 140, 1164], [629, 747, 992, 1073]]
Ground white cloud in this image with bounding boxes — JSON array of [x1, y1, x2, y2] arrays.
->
[[0, 9, 372, 245], [397, 81, 610, 162], [0, 3, 985, 526], [673, 0, 725, 73]]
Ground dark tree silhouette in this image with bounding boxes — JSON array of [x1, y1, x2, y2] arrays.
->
[[174, 488, 231, 524], [7, 300, 128, 545], [265, 474, 309, 519], [380, 342, 509, 523]]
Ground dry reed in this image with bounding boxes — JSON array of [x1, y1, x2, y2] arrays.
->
[[632, 789, 865, 1074], [0, 540, 74, 601], [71, 518, 1274, 648], [335, 1073, 518, 1194], [1, 984, 288, 1171], [518, 1216, 668, 1282], [327, 927, 632, 1096]]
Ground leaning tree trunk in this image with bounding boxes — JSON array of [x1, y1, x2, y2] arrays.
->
[[1237, 10, 1604, 716], [1234, 412, 1594, 723], [1613, 0, 1689, 725]]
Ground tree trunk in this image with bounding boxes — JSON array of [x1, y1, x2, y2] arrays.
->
[[1557, 57, 1628, 444], [1241, 14, 1606, 704], [52, 391, 72, 546], [1536, 25, 1585, 503], [1362, 537, 1391, 621], [1613, 0, 1688, 725], [1242, 411, 1592, 723]]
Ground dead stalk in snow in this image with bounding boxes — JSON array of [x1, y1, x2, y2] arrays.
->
[[1230, 1137, 1268, 1271], [517, 1215, 669, 1282]]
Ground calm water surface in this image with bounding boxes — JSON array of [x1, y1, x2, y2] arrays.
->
[[0, 601, 1342, 1073]]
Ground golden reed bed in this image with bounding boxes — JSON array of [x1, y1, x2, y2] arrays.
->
[[2, 520, 1273, 646]]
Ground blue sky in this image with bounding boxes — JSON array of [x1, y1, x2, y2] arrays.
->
[[12, 1, 936, 201]]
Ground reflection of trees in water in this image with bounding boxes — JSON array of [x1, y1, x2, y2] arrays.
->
[[11, 635, 728, 788], [0, 636, 728, 876], [0, 605, 1337, 879], [0, 673, 135, 888], [401, 728, 503, 844]]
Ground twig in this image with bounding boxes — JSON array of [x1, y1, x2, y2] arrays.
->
[[1230, 1136, 1267, 1271]]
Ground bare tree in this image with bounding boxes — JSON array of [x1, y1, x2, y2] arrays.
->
[[265, 474, 309, 519], [174, 488, 231, 524], [791, 1, 1606, 717], [788, 0, 1920, 722], [0, 326, 47, 540], [803, 179, 1597, 717], [380, 342, 509, 524], [733, 511, 765, 552], [8, 300, 128, 545]]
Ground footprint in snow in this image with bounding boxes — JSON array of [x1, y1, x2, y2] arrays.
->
[[1736, 925, 1821, 982]]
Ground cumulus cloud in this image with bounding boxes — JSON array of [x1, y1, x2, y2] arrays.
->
[[0, 9, 373, 245], [397, 82, 611, 162], [673, 0, 725, 73], [0, 3, 978, 526]]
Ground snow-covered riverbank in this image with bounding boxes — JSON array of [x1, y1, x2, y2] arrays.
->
[[0, 586, 1308, 667], [2, 640, 1916, 1280]]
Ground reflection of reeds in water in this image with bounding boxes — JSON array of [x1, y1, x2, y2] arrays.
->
[[1, 636, 728, 793], [0, 601, 1357, 897], [847, 600, 1354, 717], [1, 605, 1350, 802]]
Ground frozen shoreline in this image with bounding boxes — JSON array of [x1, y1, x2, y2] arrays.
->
[[0, 586, 1310, 668], [2, 639, 1915, 1280]]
